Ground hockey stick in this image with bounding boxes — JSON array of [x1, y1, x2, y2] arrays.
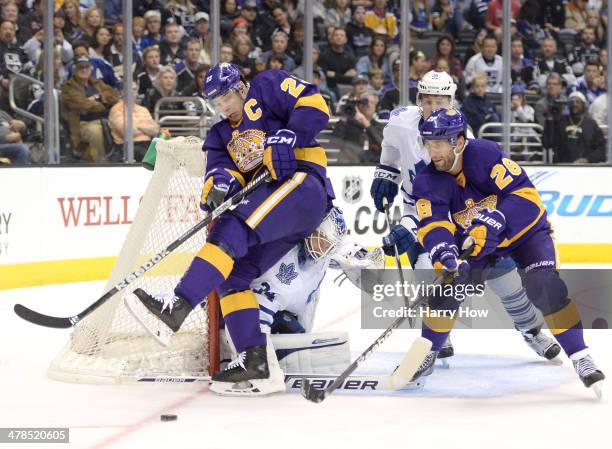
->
[[14, 170, 272, 329], [301, 244, 474, 403], [382, 198, 415, 328]]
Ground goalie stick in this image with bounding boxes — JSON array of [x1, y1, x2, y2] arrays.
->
[[13, 170, 272, 329], [301, 206, 473, 402]]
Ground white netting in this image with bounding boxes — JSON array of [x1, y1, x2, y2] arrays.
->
[[48, 136, 214, 384]]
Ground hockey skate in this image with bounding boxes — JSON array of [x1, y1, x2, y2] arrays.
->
[[124, 288, 193, 346], [210, 340, 286, 396], [520, 326, 562, 362], [410, 350, 438, 382], [571, 350, 605, 399], [437, 336, 453, 369]]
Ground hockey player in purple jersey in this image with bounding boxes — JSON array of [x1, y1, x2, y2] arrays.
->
[[411, 108, 605, 396], [125, 63, 332, 395]]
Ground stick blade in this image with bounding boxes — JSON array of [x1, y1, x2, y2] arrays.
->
[[388, 337, 432, 390], [300, 378, 327, 403], [13, 304, 74, 328]]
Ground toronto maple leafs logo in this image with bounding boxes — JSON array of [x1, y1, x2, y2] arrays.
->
[[276, 262, 298, 285]]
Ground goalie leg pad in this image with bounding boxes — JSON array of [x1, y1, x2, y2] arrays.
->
[[271, 331, 350, 374]]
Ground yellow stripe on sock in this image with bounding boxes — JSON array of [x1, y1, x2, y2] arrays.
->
[[196, 243, 234, 278], [545, 300, 582, 335], [220, 290, 259, 316]]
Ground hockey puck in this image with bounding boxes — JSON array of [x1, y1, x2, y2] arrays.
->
[[160, 414, 177, 422]]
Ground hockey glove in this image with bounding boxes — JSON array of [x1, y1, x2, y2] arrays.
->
[[430, 242, 469, 279], [370, 164, 401, 212], [200, 168, 243, 212], [382, 217, 425, 267], [263, 129, 298, 180], [463, 208, 506, 259]]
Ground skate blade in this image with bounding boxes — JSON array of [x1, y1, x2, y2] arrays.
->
[[124, 293, 173, 347], [546, 356, 564, 366], [438, 358, 450, 369], [210, 376, 286, 397], [590, 380, 603, 400]]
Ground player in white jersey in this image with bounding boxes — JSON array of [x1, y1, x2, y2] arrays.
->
[[370, 71, 561, 362]]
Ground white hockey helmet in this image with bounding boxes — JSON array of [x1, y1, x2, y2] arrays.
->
[[305, 207, 347, 261], [417, 70, 457, 110]]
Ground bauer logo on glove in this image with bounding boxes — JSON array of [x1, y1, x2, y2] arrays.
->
[[464, 208, 506, 258]]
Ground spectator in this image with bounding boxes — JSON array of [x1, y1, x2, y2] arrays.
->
[[312, 70, 334, 113], [510, 36, 537, 92], [533, 37, 576, 90], [356, 36, 391, 84], [181, 65, 209, 114], [191, 12, 212, 66], [108, 81, 160, 162], [221, 0, 241, 40], [81, 6, 104, 40], [109, 24, 142, 80], [345, 5, 374, 59], [240, 5, 264, 51], [461, 72, 500, 136], [319, 27, 357, 97], [565, 0, 588, 33], [408, 50, 429, 104], [61, 0, 84, 43], [586, 9, 605, 46], [103, 0, 123, 25], [142, 10, 163, 49], [410, 0, 431, 35], [568, 27, 601, 76], [254, 0, 279, 50], [175, 38, 203, 93], [28, 49, 66, 118], [433, 56, 465, 103], [133, 0, 167, 20], [2, 1, 31, 45], [364, 0, 398, 41], [23, 27, 73, 68], [133, 17, 146, 58], [229, 17, 250, 45], [232, 35, 257, 81], [538, 0, 566, 35], [379, 58, 400, 115], [260, 30, 296, 72], [325, 0, 352, 29], [535, 72, 566, 126], [367, 67, 385, 97], [293, 46, 329, 93], [428, 34, 463, 84], [431, 0, 465, 37], [219, 42, 234, 63], [137, 46, 161, 100], [465, 0, 491, 30], [89, 26, 112, 64], [463, 28, 487, 66], [464, 34, 503, 93], [272, 5, 293, 38], [333, 89, 384, 163], [164, 0, 198, 35], [484, 0, 520, 41], [0, 20, 32, 104], [61, 55, 119, 162], [143, 65, 181, 114], [159, 22, 184, 67], [287, 21, 304, 67], [70, 40, 121, 91], [266, 54, 285, 70], [25, 0, 43, 37], [554, 91, 605, 163], [598, 48, 607, 69], [0, 110, 29, 165], [589, 90, 608, 132], [336, 75, 368, 115], [573, 61, 606, 105], [510, 84, 535, 124]]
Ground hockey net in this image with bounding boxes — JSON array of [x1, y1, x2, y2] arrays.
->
[[48, 136, 220, 384]]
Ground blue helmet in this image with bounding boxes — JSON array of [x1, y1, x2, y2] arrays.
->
[[419, 108, 467, 141], [203, 63, 243, 100]]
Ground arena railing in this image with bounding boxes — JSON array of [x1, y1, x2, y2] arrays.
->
[[153, 96, 216, 138], [478, 122, 546, 164]]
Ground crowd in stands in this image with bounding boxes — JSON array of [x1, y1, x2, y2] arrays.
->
[[0, 0, 610, 166]]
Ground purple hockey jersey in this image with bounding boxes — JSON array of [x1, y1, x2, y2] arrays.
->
[[203, 69, 331, 185], [412, 138, 549, 256]]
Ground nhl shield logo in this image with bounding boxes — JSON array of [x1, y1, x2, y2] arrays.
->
[[342, 176, 362, 203]]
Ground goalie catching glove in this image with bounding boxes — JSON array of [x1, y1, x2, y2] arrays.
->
[[200, 168, 244, 212], [263, 129, 297, 180], [463, 208, 506, 260]]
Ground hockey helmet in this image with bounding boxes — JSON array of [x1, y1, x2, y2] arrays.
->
[[305, 207, 347, 261], [417, 70, 457, 107], [419, 108, 467, 141], [203, 62, 243, 100]]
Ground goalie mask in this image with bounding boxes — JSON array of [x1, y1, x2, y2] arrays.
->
[[305, 207, 347, 261]]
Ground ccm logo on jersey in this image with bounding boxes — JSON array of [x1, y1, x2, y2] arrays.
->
[[265, 136, 296, 145], [473, 212, 503, 230], [285, 375, 379, 390]]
